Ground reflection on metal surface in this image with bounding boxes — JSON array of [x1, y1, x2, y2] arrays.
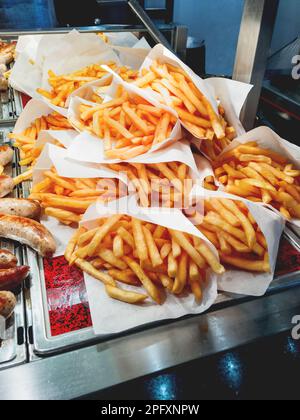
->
[[218, 352, 243, 392], [147, 374, 177, 401]]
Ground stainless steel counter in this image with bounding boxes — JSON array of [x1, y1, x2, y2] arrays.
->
[[1, 285, 300, 400]]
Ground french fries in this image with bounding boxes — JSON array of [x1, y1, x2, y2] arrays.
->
[[29, 167, 124, 225], [134, 60, 236, 147], [207, 142, 300, 220], [74, 85, 176, 159], [188, 198, 270, 273], [66, 215, 224, 305], [107, 161, 193, 208], [37, 63, 138, 108], [9, 112, 71, 172]]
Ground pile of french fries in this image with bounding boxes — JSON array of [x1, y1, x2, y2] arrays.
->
[[200, 128, 236, 161], [134, 60, 236, 145], [65, 215, 225, 305], [9, 113, 72, 186], [9, 112, 71, 168], [29, 168, 124, 225], [206, 142, 300, 220], [106, 162, 193, 208], [74, 85, 177, 160], [37, 63, 138, 108], [188, 198, 270, 273]]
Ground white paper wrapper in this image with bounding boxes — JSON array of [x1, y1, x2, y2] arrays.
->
[[11, 30, 121, 115], [67, 70, 183, 159], [80, 195, 218, 336], [13, 98, 53, 134], [105, 34, 151, 69], [12, 99, 78, 157], [216, 126, 300, 227], [67, 135, 197, 170], [33, 143, 128, 185], [139, 44, 253, 139], [112, 46, 151, 70], [35, 129, 78, 150], [191, 185, 285, 296], [15, 34, 43, 61], [65, 74, 112, 107], [10, 33, 69, 97], [105, 33, 146, 48]]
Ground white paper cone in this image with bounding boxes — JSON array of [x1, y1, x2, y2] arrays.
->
[[139, 44, 253, 139], [81, 195, 219, 336], [191, 185, 285, 296], [216, 126, 300, 227]]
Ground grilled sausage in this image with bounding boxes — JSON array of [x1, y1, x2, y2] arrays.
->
[[0, 291, 16, 319], [0, 146, 13, 167], [0, 53, 13, 66], [0, 76, 8, 92], [0, 249, 17, 269], [0, 198, 41, 220], [0, 266, 29, 291], [0, 175, 14, 198], [0, 145, 13, 167], [0, 214, 56, 257]]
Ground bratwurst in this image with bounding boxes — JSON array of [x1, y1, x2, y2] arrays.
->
[[0, 198, 41, 220], [0, 266, 29, 291], [0, 214, 56, 257], [0, 145, 13, 167], [0, 175, 14, 198], [0, 291, 16, 319], [0, 249, 17, 269]]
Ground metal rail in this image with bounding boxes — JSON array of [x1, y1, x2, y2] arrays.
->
[[0, 286, 300, 400], [0, 24, 188, 59], [233, 0, 279, 130], [127, 0, 172, 49]]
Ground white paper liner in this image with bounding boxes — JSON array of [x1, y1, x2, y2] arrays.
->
[[105, 33, 146, 48], [67, 135, 197, 170], [10, 30, 121, 115], [191, 185, 285, 296], [33, 143, 128, 186], [215, 126, 300, 227], [80, 195, 219, 335], [67, 69, 183, 159], [13, 98, 53, 133], [35, 129, 78, 150], [65, 74, 113, 107], [10, 32, 77, 97], [139, 44, 253, 139], [12, 99, 78, 159], [107, 33, 151, 70]]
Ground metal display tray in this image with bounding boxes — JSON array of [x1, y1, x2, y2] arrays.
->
[[25, 230, 300, 357], [0, 136, 27, 369], [8, 92, 300, 358]]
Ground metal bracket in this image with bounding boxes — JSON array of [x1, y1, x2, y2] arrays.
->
[[233, 0, 279, 131], [97, 0, 173, 50]]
